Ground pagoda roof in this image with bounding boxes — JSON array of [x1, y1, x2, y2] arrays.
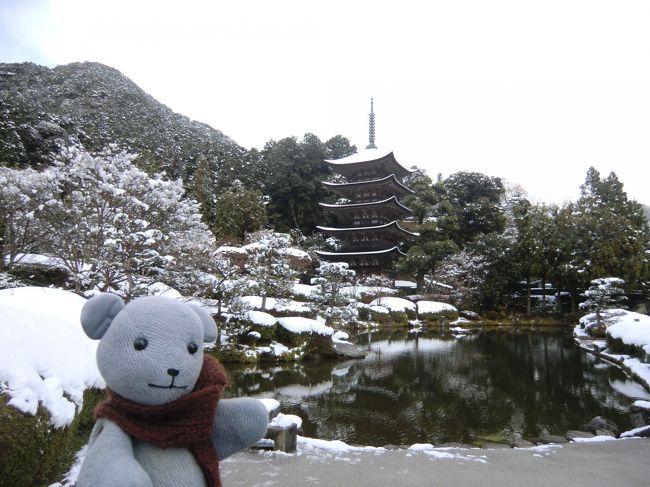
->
[[314, 246, 408, 258], [317, 220, 419, 238], [322, 173, 414, 196], [319, 195, 412, 213], [325, 148, 414, 180]]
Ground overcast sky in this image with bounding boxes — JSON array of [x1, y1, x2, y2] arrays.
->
[[1, 0, 649, 205]]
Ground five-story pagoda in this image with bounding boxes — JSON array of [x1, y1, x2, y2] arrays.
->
[[316, 100, 418, 273]]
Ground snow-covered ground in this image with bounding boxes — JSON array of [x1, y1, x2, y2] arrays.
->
[[0, 287, 103, 427]]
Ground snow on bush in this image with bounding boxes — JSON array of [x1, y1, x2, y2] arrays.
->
[[247, 310, 278, 327], [368, 297, 416, 313], [277, 317, 334, 336], [417, 301, 458, 314], [369, 305, 389, 315], [241, 296, 311, 313], [0, 287, 103, 427], [605, 310, 650, 354]]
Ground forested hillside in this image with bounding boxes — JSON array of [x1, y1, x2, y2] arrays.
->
[[0, 61, 243, 179]]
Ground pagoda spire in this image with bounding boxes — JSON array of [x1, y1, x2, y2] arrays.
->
[[366, 98, 377, 149]]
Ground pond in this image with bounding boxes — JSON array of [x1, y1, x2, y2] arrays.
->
[[225, 328, 650, 446]]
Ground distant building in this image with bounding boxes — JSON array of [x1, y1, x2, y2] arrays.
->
[[316, 100, 418, 274]]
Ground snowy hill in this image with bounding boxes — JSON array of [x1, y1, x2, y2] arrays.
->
[[0, 62, 243, 179]]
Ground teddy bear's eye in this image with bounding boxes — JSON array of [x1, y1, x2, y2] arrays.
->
[[187, 342, 198, 355], [133, 337, 148, 351]]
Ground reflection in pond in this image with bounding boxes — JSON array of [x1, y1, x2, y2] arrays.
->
[[226, 329, 645, 446]]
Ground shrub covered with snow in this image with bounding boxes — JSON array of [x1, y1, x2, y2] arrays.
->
[[604, 310, 650, 356], [416, 301, 459, 322], [0, 287, 105, 486], [368, 297, 416, 322]]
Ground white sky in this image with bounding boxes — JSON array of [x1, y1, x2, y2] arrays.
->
[[1, 0, 649, 205]]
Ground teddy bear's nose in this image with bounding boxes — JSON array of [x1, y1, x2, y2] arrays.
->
[[167, 368, 180, 377]]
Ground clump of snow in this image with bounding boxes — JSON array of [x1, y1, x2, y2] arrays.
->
[[621, 425, 650, 438], [332, 330, 350, 344], [277, 317, 334, 336], [270, 413, 303, 429], [369, 305, 389, 314], [242, 296, 311, 313], [0, 287, 103, 427], [572, 435, 619, 443], [257, 341, 290, 356], [634, 400, 650, 409], [247, 310, 277, 327], [417, 301, 457, 314], [369, 297, 416, 313], [605, 310, 650, 354], [451, 317, 472, 325], [297, 436, 383, 453]]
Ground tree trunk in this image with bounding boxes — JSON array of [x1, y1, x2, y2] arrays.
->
[[526, 275, 531, 316], [416, 271, 425, 293]]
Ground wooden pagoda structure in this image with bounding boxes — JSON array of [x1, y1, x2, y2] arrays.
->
[[316, 100, 418, 273]]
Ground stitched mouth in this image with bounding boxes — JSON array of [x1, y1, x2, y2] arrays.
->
[[148, 377, 187, 390]]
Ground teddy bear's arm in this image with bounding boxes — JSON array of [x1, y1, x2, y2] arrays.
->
[[212, 398, 269, 460], [76, 418, 153, 487]]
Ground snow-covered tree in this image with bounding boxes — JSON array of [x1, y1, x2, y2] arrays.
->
[[40, 147, 214, 297], [244, 231, 297, 310], [0, 166, 57, 271], [312, 261, 357, 325], [580, 277, 627, 327]]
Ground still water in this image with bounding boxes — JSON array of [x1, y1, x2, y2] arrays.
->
[[226, 328, 649, 446]]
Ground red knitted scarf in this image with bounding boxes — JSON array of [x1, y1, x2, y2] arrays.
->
[[94, 355, 228, 487]]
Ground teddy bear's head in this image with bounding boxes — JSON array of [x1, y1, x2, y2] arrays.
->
[[80, 294, 217, 406]]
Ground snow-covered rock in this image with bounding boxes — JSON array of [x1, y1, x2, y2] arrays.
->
[[0, 287, 103, 427], [417, 301, 458, 315], [277, 317, 334, 336], [368, 297, 416, 313]]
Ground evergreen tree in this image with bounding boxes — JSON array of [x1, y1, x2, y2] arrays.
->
[[263, 134, 354, 234], [579, 277, 627, 328], [312, 261, 357, 325], [572, 167, 649, 289], [244, 231, 297, 310], [442, 172, 506, 247], [213, 182, 268, 242]]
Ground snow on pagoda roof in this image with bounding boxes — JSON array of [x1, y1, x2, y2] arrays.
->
[[322, 173, 414, 193], [316, 220, 419, 237], [319, 195, 412, 212], [325, 148, 392, 164], [325, 148, 414, 173], [314, 246, 407, 257]]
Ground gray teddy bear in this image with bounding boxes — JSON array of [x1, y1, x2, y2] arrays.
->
[[76, 294, 269, 487]]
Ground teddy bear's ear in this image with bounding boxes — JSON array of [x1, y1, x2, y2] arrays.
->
[[189, 304, 217, 343], [80, 293, 125, 339]]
